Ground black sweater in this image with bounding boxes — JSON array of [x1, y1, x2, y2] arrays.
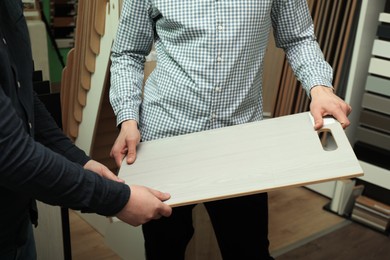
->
[[0, 0, 130, 253]]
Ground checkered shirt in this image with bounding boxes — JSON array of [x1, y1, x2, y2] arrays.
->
[[110, 0, 333, 141]]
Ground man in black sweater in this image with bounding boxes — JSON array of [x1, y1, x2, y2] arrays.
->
[[0, 1, 172, 259]]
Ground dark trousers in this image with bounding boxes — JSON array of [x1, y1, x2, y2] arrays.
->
[[142, 193, 272, 260]]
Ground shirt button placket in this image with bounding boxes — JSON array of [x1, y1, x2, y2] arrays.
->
[[210, 112, 216, 121], [213, 2, 222, 127]]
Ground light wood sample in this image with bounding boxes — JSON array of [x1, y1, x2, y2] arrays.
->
[[369, 57, 390, 78], [118, 112, 363, 207], [365, 75, 390, 97]]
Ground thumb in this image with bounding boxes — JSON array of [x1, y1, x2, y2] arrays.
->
[[149, 189, 172, 217], [125, 141, 137, 164], [149, 188, 171, 202]]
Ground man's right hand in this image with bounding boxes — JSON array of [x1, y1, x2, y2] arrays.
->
[[110, 120, 140, 167], [115, 185, 172, 226]]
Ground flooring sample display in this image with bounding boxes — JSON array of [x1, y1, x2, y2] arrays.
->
[[356, 127, 390, 151], [365, 75, 390, 97], [362, 92, 390, 115], [368, 57, 390, 78], [118, 112, 363, 207], [359, 110, 390, 133], [372, 39, 390, 58], [379, 12, 390, 23]]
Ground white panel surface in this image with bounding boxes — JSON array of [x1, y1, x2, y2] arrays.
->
[[119, 112, 363, 207], [372, 39, 390, 59], [365, 75, 390, 97], [379, 12, 390, 23], [369, 57, 390, 78], [358, 161, 390, 189], [27, 20, 50, 81]]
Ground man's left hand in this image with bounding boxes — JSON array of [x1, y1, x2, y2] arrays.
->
[[310, 85, 352, 130], [83, 159, 125, 183]]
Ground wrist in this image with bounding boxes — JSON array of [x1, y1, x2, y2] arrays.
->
[[310, 85, 334, 97], [120, 119, 138, 130]]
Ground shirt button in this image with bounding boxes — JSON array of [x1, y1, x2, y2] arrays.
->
[[17, 81, 21, 88], [217, 56, 222, 62], [217, 25, 223, 31], [215, 87, 221, 92], [2, 38, 6, 45]]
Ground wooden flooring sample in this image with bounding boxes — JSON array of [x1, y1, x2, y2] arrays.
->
[[119, 112, 363, 207], [362, 92, 390, 115], [365, 75, 390, 97]]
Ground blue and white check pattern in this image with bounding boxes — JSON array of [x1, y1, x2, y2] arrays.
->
[[110, 0, 333, 141]]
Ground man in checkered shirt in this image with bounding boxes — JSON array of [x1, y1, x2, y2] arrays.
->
[[109, 1, 352, 259]]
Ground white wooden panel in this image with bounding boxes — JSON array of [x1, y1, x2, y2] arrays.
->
[[368, 57, 390, 78], [365, 75, 390, 97], [33, 203, 64, 260], [358, 161, 390, 190], [372, 39, 390, 59], [27, 20, 50, 81], [379, 12, 390, 23], [119, 112, 363, 207]]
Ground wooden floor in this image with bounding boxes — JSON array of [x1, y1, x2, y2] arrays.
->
[[69, 187, 388, 259], [69, 212, 120, 260], [276, 221, 390, 260]]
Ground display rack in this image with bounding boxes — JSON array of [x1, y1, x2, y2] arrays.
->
[[50, 0, 77, 48]]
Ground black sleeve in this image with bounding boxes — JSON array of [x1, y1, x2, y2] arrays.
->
[[0, 88, 130, 216], [33, 92, 90, 166]]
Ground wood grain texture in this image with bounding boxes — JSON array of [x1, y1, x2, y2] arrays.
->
[[118, 112, 363, 207]]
